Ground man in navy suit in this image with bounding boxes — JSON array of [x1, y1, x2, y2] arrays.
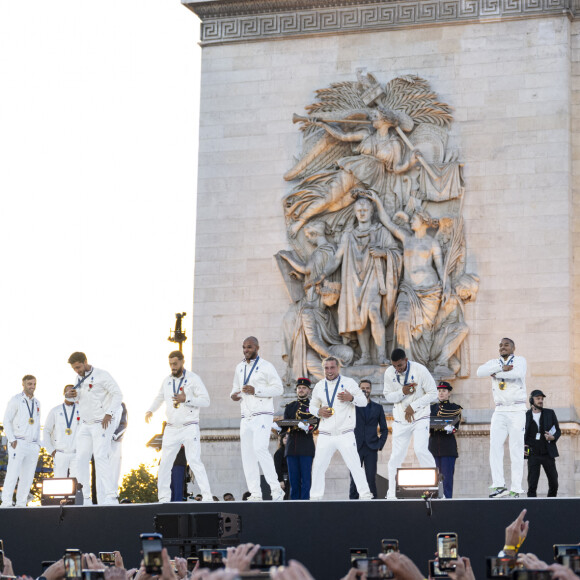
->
[[349, 378, 388, 499]]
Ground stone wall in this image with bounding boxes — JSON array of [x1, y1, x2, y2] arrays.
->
[[184, 2, 580, 498]]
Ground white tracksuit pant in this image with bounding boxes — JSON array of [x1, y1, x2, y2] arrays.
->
[[110, 440, 122, 493], [387, 418, 435, 498], [2, 441, 39, 506], [158, 423, 212, 502], [490, 410, 525, 493], [53, 451, 77, 479], [310, 432, 372, 500], [240, 415, 279, 497], [76, 421, 117, 504]]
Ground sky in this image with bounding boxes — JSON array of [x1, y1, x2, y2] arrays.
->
[[0, 1, 201, 476]]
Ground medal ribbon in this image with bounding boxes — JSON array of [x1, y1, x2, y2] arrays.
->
[[243, 357, 260, 386], [24, 397, 35, 422], [498, 355, 514, 368], [63, 403, 75, 431], [325, 376, 341, 409], [74, 369, 92, 390], [173, 371, 187, 396], [396, 362, 411, 386]]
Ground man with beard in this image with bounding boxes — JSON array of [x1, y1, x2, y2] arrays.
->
[[525, 389, 560, 497], [282, 377, 319, 499], [146, 350, 213, 502], [349, 378, 387, 499]]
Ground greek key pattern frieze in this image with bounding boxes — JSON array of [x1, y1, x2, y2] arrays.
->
[[189, 0, 571, 45]]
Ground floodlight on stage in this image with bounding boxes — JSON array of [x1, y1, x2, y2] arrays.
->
[[41, 477, 78, 506], [395, 468, 438, 499]]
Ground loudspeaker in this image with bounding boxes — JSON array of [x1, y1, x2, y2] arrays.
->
[[154, 512, 241, 542]]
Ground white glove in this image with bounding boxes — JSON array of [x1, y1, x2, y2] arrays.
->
[[273, 423, 282, 433], [444, 425, 454, 434], [297, 421, 309, 433]]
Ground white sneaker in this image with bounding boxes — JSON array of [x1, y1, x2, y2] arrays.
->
[[200, 495, 214, 502], [359, 492, 374, 500], [247, 494, 263, 501], [271, 490, 284, 502]]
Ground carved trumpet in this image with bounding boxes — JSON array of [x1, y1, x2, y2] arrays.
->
[[291, 114, 438, 180]]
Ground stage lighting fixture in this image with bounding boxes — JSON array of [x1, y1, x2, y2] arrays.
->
[[41, 477, 78, 506], [395, 468, 439, 499]]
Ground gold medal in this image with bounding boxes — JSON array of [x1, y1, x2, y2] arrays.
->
[[173, 401, 180, 409], [65, 428, 72, 435], [28, 418, 34, 425], [499, 380, 506, 390], [328, 407, 335, 415]]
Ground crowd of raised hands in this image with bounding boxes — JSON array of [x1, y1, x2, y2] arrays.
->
[[1, 508, 578, 580]]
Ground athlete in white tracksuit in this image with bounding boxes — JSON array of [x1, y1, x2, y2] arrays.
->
[[309, 357, 373, 500], [231, 337, 284, 501], [477, 337, 527, 496], [43, 388, 81, 478], [66, 352, 123, 505], [383, 350, 437, 498], [146, 351, 213, 502], [1, 375, 41, 507]]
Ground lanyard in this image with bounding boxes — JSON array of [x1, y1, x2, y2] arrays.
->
[[325, 376, 341, 408], [499, 355, 514, 367], [173, 372, 187, 396], [62, 403, 76, 430], [396, 362, 411, 386], [74, 369, 92, 390], [243, 357, 260, 386], [24, 397, 35, 420]]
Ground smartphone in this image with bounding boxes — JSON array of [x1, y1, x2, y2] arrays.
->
[[41, 562, 57, 572], [98, 553, 116, 567], [512, 570, 553, 580], [554, 545, 580, 558], [82, 571, 105, 580], [429, 560, 450, 580], [0, 552, 4, 572], [187, 557, 199, 572], [381, 540, 399, 554], [140, 533, 163, 575], [353, 558, 391, 579], [350, 548, 369, 565], [486, 557, 516, 578], [198, 549, 228, 571], [0, 542, 3, 553], [251, 547, 285, 570], [437, 533, 458, 570], [556, 555, 580, 573], [64, 549, 83, 580]]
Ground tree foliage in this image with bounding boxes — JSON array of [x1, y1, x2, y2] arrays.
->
[[119, 463, 157, 503]]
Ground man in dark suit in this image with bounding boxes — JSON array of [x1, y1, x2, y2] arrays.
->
[[525, 389, 560, 497], [349, 378, 388, 499]]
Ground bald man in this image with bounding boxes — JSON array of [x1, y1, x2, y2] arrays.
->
[[231, 337, 284, 501]]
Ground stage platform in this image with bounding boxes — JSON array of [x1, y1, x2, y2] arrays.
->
[[2, 498, 579, 579]]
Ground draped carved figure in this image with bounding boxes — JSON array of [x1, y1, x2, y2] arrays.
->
[[277, 72, 478, 385]]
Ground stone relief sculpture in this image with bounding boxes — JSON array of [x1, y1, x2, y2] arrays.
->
[[276, 72, 479, 385]]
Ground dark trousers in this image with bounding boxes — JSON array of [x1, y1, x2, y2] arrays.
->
[[286, 455, 313, 500], [527, 454, 558, 497], [170, 465, 186, 502], [434, 456, 456, 498], [349, 445, 378, 499]]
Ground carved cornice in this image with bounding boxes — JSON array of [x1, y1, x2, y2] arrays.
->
[[183, 0, 573, 46]]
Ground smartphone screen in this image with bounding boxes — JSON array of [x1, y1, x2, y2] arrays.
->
[[553, 545, 580, 558], [437, 534, 458, 560], [198, 549, 227, 571], [251, 547, 285, 570], [381, 540, 399, 554], [82, 571, 105, 580], [353, 558, 391, 579], [98, 553, 116, 567], [486, 557, 516, 578], [64, 550, 83, 580], [350, 548, 369, 565], [429, 559, 450, 579], [140, 534, 163, 575]]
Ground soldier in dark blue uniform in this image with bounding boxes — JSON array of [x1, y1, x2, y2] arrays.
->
[[429, 381, 462, 498]]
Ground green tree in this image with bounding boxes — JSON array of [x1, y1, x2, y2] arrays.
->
[[119, 463, 157, 503], [31, 447, 54, 501]]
